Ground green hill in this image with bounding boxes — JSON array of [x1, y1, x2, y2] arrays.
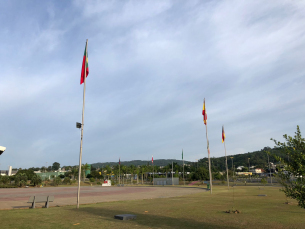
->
[[198, 147, 286, 171], [91, 159, 191, 169]]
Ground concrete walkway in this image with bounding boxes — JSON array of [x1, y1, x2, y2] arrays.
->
[[0, 186, 205, 210]]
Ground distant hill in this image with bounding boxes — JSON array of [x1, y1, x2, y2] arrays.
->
[[90, 147, 286, 171], [198, 147, 286, 171], [91, 159, 191, 168]]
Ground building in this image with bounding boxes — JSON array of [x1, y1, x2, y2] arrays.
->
[[153, 178, 179, 185], [35, 171, 65, 180], [0, 166, 18, 176], [250, 168, 264, 174]]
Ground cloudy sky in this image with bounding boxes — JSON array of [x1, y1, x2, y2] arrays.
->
[[0, 0, 304, 169]]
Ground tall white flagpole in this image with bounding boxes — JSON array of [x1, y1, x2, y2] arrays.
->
[[77, 39, 88, 209], [152, 155, 154, 186], [182, 149, 185, 186], [204, 98, 212, 194]]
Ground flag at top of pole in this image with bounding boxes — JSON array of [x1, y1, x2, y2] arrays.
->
[[222, 125, 226, 143], [152, 155, 153, 164], [80, 44, 89, 84], [119, 158, 121, 165], [202, 99, 207, 125]]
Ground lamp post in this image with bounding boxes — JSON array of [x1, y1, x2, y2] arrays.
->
[[0, 146, 6, 156]]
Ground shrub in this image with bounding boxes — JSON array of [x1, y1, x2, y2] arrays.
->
[[89, 177, 95, 183], [52, 177, 62, 186], [63, 177, 71, 185], [1, 176, 10, 185], [15, 173, 28, 187], [31, 175, 42, 186]]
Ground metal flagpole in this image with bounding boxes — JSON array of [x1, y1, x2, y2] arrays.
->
[[223, 125, 229, 189], [77, 39, 88, 209], [172, 161, 173, 186], [206, 124, 212, 194], [119, 158, 121, 185], [182, 149, 185, 186], [204, 98, 212, 194], [152, 155, 154, 186]]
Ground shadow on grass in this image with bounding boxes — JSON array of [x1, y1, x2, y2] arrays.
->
[[72, 206, 238, 229]]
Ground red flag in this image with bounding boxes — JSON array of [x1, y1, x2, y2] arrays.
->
[[152, 155, 153, 164], [222, 126, 226, 143], [80, 44, 89, 84], [202, 99, 207, 125]]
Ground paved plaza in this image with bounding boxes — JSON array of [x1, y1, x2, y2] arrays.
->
[[0, 186, 205, 210]]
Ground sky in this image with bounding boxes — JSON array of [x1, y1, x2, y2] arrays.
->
[[0, 0, 304, 170]]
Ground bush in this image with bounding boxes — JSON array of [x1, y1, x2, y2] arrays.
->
[[89, 177, 95, 183], [31, 175, 42, 186], [15, 173, 28, 187], [86, 174, 93, 179], [63, 177, 71, 185], [1, 176, 10, 185], [52, 177, 62, 186], [261, 178, 267, 186]]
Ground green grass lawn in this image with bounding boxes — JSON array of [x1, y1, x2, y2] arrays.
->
[[0, 186, 304, 229]]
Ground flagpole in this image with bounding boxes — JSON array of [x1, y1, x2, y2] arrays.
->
[[206, 123, 213, 194], [204, 98, 212, 194], [119, 159, 121, 185], [172, 161, 173, 186], [223, 126, 229, 189], [77, 39, 88, 209], [182, 149, 185, 186], [152, 155, 154, 186]]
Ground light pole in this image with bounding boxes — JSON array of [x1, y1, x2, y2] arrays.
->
[[0, 146, 6, 156]]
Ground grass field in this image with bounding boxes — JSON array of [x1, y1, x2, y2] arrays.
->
[[0, 186, 304, 229]]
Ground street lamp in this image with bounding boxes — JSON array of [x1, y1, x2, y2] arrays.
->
[[76, 122, 82, 129], [0, 146, 6, 156]]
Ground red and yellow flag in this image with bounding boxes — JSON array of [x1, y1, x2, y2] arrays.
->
[[202, 99, 207, 125], [80, 44, 89, 84], [222, 126, 226, 143]]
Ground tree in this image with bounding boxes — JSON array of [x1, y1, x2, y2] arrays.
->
[[261, 178, 267, 187], [63, 177, 72, 185], [52, 162, 60, 171], [16, 169, 35, 180], [271, 126, 305, 209], [31, 174, 42, 186], [1, 176, 10, 185], [15, 173, 28, 187], [53, 176, 62, 186]]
